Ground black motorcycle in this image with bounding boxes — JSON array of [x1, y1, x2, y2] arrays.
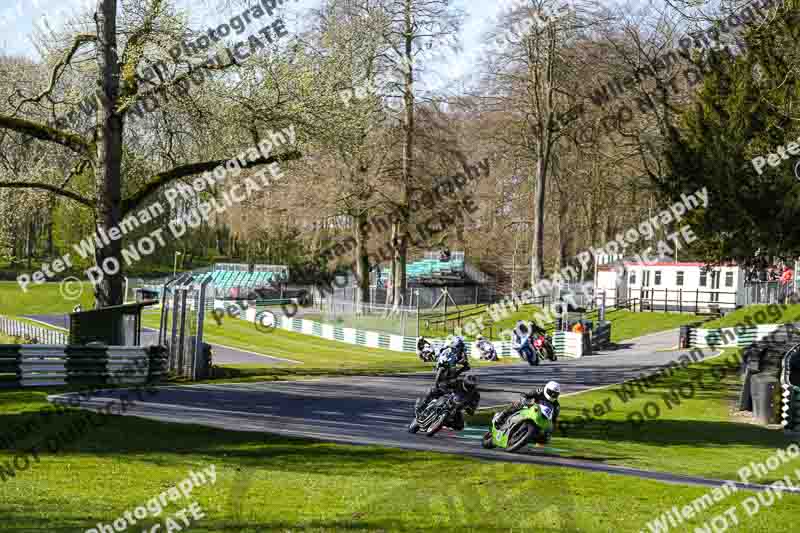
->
[[408, 391, 462, 437]]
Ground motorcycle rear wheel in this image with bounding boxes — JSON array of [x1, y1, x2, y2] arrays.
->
[[506, 422, 536, 452], [425, 413, 447, 437]]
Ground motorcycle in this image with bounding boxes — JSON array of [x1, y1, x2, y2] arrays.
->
[[481, 399, 556, 452], [418, 343, 437, 362], [408, 391, 463, 437], [476, 340, 498, 361], [417, 337, 442, 363], [533, 334, 557, 362]]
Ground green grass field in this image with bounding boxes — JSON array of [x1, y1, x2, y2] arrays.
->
[[0, 388, 798, 532], [704, 304, 800, 329], [0, 281, 95, 316], [469, 348, 799, 481], [141, 313, 514, 380], [605, 310, 700, 342]]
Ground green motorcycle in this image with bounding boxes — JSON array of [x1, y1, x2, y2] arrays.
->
[[481, 400, 555, 452]]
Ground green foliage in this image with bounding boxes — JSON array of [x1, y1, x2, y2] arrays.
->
[[660, 5, 800, 264]]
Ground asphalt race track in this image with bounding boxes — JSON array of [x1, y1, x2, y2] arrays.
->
[[48, 329, 798, 493]]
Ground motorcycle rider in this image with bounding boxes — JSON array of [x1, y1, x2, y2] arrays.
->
[[493, 381, 561, 440], [476, 335, 497, 360], [416, 336, 470, 414], [512, 320, 537, 365], [416, 336, 435, 361]]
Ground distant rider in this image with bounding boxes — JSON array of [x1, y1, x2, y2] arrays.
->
[[512, 320, 537, 365], [416, 336, 435, 361], [476, 335, 497, 360], [493, 381, 561, 440]]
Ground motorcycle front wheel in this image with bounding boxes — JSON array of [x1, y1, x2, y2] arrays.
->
[[425, 412, 447, 437], [506, 422, 536, 452], [481, 431, 495, 449], [408, 420, 420, 433]]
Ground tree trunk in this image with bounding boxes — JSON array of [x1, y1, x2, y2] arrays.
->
[[557, 189, 569, 273], [393, 0, 414, 310], [92, 0, 124, 308], [354, 211, 370, 312], [530, 156, 547, 285], [47, 199, 55, 257]]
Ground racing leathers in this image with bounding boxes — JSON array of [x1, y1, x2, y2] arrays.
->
[[493, 387, 560, 439], [416, 360, 477, 430]]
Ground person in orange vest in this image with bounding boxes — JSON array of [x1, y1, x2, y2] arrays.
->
[[780, 266, 794, 303], [572, 322, 585, 334]]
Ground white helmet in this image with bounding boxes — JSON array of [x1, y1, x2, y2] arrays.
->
[[544, 381, 561, 402]]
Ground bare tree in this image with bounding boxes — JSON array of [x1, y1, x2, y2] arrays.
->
[[0, 0, 302, 307]]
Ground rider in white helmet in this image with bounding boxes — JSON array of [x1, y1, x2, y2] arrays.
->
[[493, 381, 561, 438]]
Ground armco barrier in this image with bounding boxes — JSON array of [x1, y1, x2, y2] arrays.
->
[[0, 345, 163, 388], [689, 325, 783, 348], [0, 316, 68, 345]]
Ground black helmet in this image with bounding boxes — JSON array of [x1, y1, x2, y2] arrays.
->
[[462, 374, 478, 392]]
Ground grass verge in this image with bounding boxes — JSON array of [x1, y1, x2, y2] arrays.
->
[[0, 281, 95, 316], [469, 349, 799, 481], [0, 389, 798, 532], [704, 304, 800, 329]]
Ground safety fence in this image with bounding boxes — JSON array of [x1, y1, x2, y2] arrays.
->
[[781, 345, 800, 431], [0, 345, 166, 388], [245, 309, 610, 359], [0, 316, 68, 345], [688, 324, 790, 348], [782, 385, 800, 431]]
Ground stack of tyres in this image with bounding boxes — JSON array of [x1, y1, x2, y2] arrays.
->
[[65, 345, 109, 386], [0, 345, 20, 388]]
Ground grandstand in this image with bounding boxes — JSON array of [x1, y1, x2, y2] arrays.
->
[[195, 264, 289, 300], [383, 252, 487, 286]]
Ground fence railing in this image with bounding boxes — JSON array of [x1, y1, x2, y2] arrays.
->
[[0, 316, 68, 345], [597, 288, 739, 313], [0, 344, 166, 388]]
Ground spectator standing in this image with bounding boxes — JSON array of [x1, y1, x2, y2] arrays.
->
[[781, 266, 794, 303]]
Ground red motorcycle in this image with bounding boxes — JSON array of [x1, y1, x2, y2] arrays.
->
[[532, 334, 557, 362]]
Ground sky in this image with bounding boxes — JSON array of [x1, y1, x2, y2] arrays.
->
[[0, 0, 503, 89]]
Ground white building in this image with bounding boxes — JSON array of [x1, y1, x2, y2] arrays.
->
[[595, 260, 746, 312]]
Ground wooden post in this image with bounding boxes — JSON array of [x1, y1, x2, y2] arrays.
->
[[679, 288, 683, 313], [695, 289, 699, 312]]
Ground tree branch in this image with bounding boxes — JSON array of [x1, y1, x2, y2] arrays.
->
[[14, 33, 98, 112], [0, 114, 91, 155], [0, 181, 93, 207], [121, 149, 303, 214]]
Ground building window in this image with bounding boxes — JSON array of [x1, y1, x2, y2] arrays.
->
[[700, 271, 707, 287], [725, 271, 734, 287], [676, 271, 684, 286], [629, 272, 636, 285], [654, 271, 662, 285]]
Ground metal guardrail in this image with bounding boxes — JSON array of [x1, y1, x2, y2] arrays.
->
[[0, 316, 67, 345]]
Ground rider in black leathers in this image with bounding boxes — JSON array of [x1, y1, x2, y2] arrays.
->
[[415, 374, 480, 430], [415, 337, 476, 427]]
